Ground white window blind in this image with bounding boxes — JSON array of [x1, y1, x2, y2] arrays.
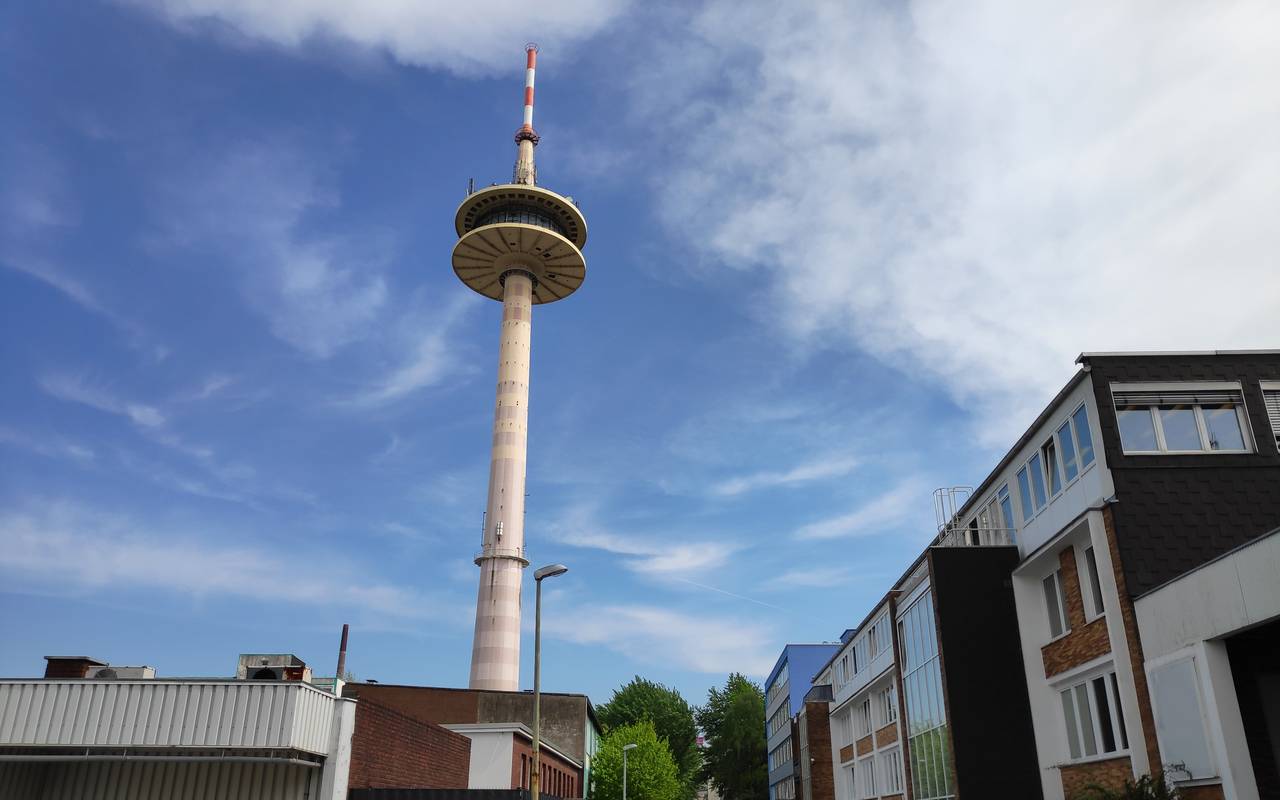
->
[[1264, 388, 1280, 451]]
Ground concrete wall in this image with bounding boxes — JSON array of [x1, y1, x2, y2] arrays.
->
[[465, 730, 516, 790]]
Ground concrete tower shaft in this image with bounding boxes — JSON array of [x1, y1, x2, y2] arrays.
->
[[470, 270, 533, 690], [452, 46, 587, 691]]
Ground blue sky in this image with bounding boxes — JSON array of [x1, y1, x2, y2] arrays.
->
[[2, 1, 1277, 706]]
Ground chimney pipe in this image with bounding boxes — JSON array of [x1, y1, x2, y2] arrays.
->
[[334, 623, 349, 696]]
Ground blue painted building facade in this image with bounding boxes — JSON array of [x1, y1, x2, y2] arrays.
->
[[764, 643, 840, 800]]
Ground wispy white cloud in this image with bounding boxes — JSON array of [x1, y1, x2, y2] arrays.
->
[[710, 454, 858, 497], [0, 427, 96, 464], [764, 566, 859, 590], [124, 0, 632, 75], [0, 501, 463, 621], [549, 505, 739, 576], [544, 601, 777, 676], [793, 480, 924, 541], [151, 142, 387, 359], [647, 1, 1280, 444], [39, 372, 166, 428], [347, 292, 476, 406]]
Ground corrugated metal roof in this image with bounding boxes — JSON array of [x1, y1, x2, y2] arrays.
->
[[0, 681, 337, 755]]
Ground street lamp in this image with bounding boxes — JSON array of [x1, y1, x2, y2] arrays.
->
[[623, 743, 638, 800], [532, 563, 568, 800]]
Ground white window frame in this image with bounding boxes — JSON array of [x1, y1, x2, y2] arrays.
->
[[856, 754, 876, 799], [1262, 381, 1280, 452], [1080, 545, 1106, 620], [1057, 667, 1130, 763], [1111, 382, 1254, 455], [880, 684, 898, 726], [1042, 568, 1070, 641], [878, 747, 903, 795]]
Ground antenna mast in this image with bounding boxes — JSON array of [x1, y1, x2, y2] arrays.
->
[[513, 43, 540, 185]]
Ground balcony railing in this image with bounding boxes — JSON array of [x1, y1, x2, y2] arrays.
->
[[935, 527, 1016, 548]]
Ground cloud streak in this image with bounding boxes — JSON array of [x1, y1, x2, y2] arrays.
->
[[545, 601, 777, 676], [39, 372, 166, 428], [0, 501, 461, 621], [710, 454, 858, 497], [549, 505, 740, 576], [793, 480, 924, 541]]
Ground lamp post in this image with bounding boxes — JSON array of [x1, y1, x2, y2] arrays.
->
[[623, 743, 637, 800], [532, 563, 568, 800]]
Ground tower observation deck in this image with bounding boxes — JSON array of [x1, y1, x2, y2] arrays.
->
[[452, 45, 587, 691]]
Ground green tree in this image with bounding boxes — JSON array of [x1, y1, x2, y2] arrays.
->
[[598, 677, 702, 799], [696, 673, 767, 800], [591, 721, 683, 800]]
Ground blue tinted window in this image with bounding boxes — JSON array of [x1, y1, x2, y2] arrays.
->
[[1017, 468, 1034, 522], [1117, 407, 1157, 451], [1028, 456, 1048, 508], [1073, 406, 1095, 466], [1058, 421, 1079, 481]]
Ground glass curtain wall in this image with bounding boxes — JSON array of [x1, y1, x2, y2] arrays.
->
[[898, 588, 955, 800]]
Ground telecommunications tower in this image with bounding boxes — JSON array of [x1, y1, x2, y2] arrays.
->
[[451, 45, 588, 691]]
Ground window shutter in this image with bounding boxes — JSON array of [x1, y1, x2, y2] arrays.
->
[[1112, 389, 1241, 407], [1264, 389, 1280, 450]]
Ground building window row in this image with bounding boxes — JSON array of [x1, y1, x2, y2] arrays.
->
[[1113, 387, 1250, 454], [898, 590, 955, 800], [1060, 669, 1129, 761], [767, 663, 790, 709], [774, 779, 796, 800], [769, 738, 794, 771], [768, 703, 791, 737]]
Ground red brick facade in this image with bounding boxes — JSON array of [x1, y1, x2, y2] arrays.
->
[[802, 700, 835, 800], [1101, 506, 1162, 777], [873, 722, 897, 748], [855, 734, 873, 757], [1060, 755, 1132, 798], [1042, 547, 1112, 678], [348, 697, 471, 790], [512, 734, 582, 797]]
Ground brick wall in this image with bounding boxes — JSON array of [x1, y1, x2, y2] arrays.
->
[[802, 700, 834, 800], [1060, 756, 1132, 798], [838, 744, 854, 764], [512, 733, 582, 797], [1042, 547, 1112, 678], [855, 735, 873, 757], [348, 696, 471, 790], [873, 722, 897, 748], [1102, 506, 1162, 776]]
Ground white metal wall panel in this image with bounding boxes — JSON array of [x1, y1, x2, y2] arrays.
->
[[0, 760, 320, 799], [0, 681, 336, 754]]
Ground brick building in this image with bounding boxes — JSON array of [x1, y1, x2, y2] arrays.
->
[[817, 545, 1041, 800], [946, 351, 1280, 799], [348, 696, 472, 791], [345, 683, 601, 798], [797, 684, 836, 800]]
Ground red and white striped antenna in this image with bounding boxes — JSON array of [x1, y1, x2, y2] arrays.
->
[[513, 43, 540, 184], [521, 43, 538, 137]]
